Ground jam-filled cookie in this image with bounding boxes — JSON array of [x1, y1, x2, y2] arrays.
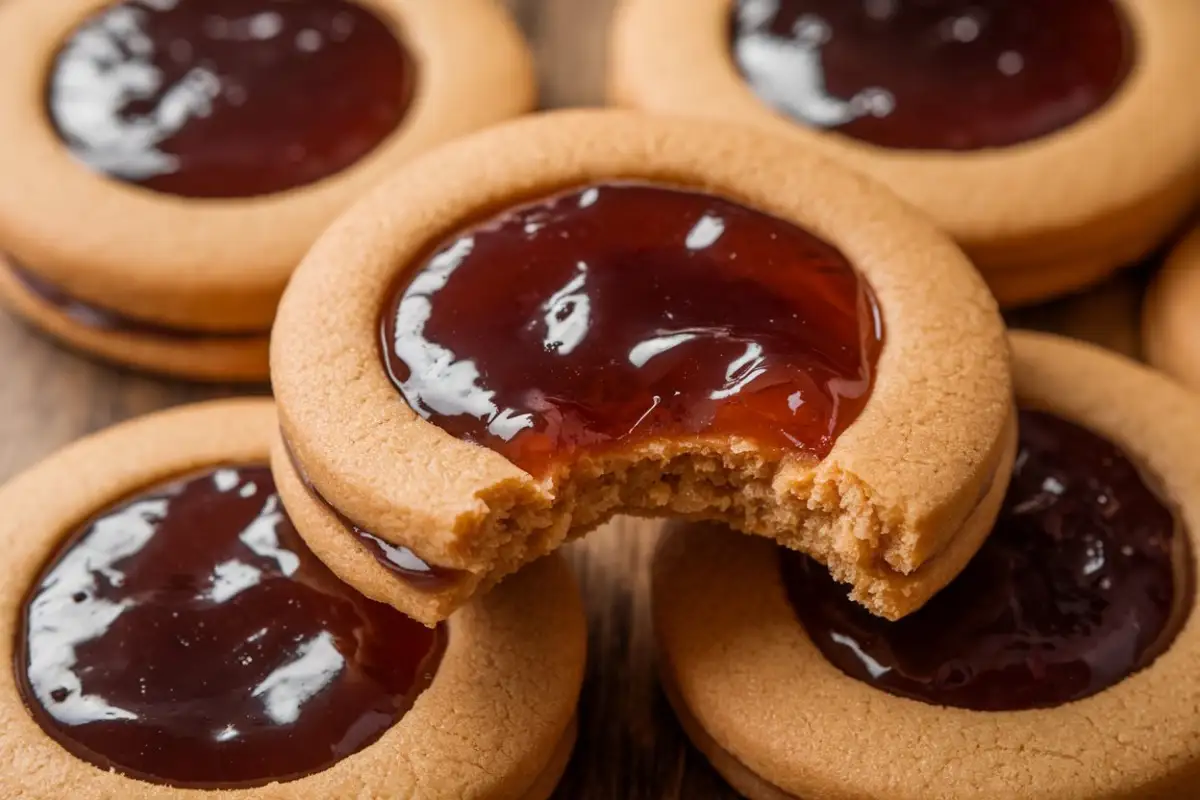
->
[[1145, 225, 1200, 391], [270, 109, 1014, 626], [654, 331, 1200, 800], [0, 399, 584, 799], [0, 0, 533, 381], [611, 0, 1200, 306]]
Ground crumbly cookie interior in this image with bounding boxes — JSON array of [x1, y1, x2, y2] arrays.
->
[[466, 445, 926, 620]]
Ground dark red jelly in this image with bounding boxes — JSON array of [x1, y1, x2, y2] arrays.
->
[[16, 465, 444, 788], [47, 0, 415, 198], [731, 0, 1131, 150], [784, 410, 1191, 711], [381, 182, 883, 478], [8, 260, 265, 338]]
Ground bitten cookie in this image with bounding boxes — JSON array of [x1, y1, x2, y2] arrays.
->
[[271, 109, 1014, 626], [611, 0, 1200, 306], [1144, 225, 1200, 391], [0, 399, 584, 799], [0, 0, 534, 381], [654, 331, 1200, 800]]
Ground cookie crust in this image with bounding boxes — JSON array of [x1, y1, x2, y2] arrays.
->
[[1144, 226, 1200, 391], [0, 0, 534, 332], [654, 331, 1200, 800], [610, 0, 1200, 305], [0, 255, 269, 382], [271, 109, 1012, 624], [0, 400, 584, 800]]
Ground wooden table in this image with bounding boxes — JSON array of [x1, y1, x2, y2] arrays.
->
[[0, 2, 1152, 797]]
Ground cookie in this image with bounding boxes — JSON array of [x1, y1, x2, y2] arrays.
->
[[1144, 225, 1200, 391], [271, 109, 1013, 626], [0, 399, 584, 798], [0, 0, 534, 381], [610, 0, 1200, 306], [654, 330, 1200, 800]]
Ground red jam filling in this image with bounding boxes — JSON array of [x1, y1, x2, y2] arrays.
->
[[16, 465, 444, 788], [784, 410, 1190, 711], [732, 0, 1131, 150], [381, 182, 883, 478], [47, 0, 415, 197]]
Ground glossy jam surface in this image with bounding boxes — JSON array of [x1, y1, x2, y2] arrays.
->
[[786, 410, 1190, 711], [48, 0, 414, 198], [732, 0, 1131, 150], [381, 183, 883, 478], [8, 260, 265, 338], [282, 437, 462, 591], [17, 466, 444, 788], [344, 526, 459, 590]]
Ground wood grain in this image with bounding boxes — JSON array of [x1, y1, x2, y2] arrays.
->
[[0, 1, 1150, 798]]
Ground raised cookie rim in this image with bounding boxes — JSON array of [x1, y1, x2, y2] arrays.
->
[[653, 331, 1200, 800], [0, 399, 585, 799], [270, 109, 1011, 616], [0, 0, 535, 330], [609, 0, 1200, 276], [1144, 225, 1200, 392]]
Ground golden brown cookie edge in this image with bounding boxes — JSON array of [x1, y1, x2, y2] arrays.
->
[[0, 256, 270, 382]]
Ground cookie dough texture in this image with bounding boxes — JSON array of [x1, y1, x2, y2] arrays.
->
[[0, 0, 534, 379], [0, 400, 585, 800], [654, 332, 1200, 800], [610, 0, 1200, 306], [271, 109, 1013, 625], [1145, 226, 1200, 391]]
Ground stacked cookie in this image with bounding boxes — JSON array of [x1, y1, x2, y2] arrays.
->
[[0, 0, 534, 381], [270, 111, 1013, 627], [655, 332, 1200, 799], [612, 0, 1200, 308], [0, 400, 586, 798], [0, 1, 1198, 798]]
